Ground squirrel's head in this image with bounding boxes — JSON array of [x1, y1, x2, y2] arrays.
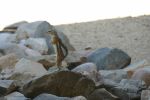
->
[[47, 29, 57, 36]]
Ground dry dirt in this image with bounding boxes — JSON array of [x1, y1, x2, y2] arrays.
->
[[55, 15, 150, 64]]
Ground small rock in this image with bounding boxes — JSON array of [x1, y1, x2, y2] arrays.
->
[[72, 63, 101, 83], [24, 38, 48, 54], [0, 80, 17, 96], [0, 53, 18, 69], [33, 93, 86, 100], [0, 68, 14, 80], [141, 90, 150, 100], [26, 55, 56, 70], [33, 93, 70, 100], [124, 59, 149, 78], [66, 50, 92, 70], [25, 48, 41, 57], [70, 96, 87, 100], [23, 71, 95, 98], [88, 88, 119, 100], [3, 21, 28, 33], [0, 33, 12, 43], [102, 79, 118, 89], [0, 43, 26, 58], [14, 58, 47, 77], [110, 79, 146, 100], [131, 67, 150, 86], [87, 48, 131, 70], [8, 73, 35, 89], [4, 92, 30, 100], [99, 69, 127, 82]]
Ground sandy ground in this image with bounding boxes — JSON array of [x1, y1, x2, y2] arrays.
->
[[55, 15, 150, 64]]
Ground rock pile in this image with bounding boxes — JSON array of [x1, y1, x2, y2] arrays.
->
[[0, 21, 149, 100]]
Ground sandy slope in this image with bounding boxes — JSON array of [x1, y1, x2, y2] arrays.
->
[[55, 15, 150, 64]]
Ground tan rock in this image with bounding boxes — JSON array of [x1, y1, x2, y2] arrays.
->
[[14, 58, 47, 76], [0, 53, 18, 69], [131, 67, 150, 86], [123, 60, 149, 78]]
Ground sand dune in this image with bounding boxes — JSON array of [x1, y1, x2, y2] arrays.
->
[[55, 15, 150, 64]]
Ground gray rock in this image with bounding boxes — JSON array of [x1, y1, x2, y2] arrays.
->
[[23, 71, 95, 98], [1, 21, 28, 34], [141, 90, 150, 100], [0, 43, 26, 58], [4, 21, 28, 29], [87, 48, 131, 70], [0, 33, 18, 43], [110, 79, 147, 100], [33, 93, 86, 100], [0, 33, 12, 43], [33, 93, 70, 100], [15, 21, 75, 54], [25, 48, 41, 57], [88, 88, 119, 100], [72, 63, 101, 83], [14, 58, 47, 77], [70, 96, 87, 100], [4, 92, 30, 100], [24, 38, 48, 54], [0, 68, 15, 80], [66, 50, 92, 70], [0, 80, 17, 96], [15, 21, 52, 40], [99, 69, 127, 82], [26, 55, 56, 70], [102, 79, 118, 89]]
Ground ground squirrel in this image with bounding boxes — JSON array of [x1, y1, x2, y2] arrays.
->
[[47, 30, 68, 69]]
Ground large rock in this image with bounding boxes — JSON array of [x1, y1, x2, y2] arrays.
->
[[23, 71, 95, 98], [87, 48, 131, 70], [72, 63, 101, 83], [141, 90, 150, 100], [131, 67, 150, 86], [0, 53, 18, 69], [99, 69, 127, 82], [0, 80, 17, 96], [124, 59, 149, 78], [15, 21, 52, 39], [110, 79, 146, 100], [15, 21, 75, 53], [4, 92, 30, 100], [88, 88, 119, 100], [14, 58, 47, 77], [33, 93, 86, 100], [24, 38, 48, 54]]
